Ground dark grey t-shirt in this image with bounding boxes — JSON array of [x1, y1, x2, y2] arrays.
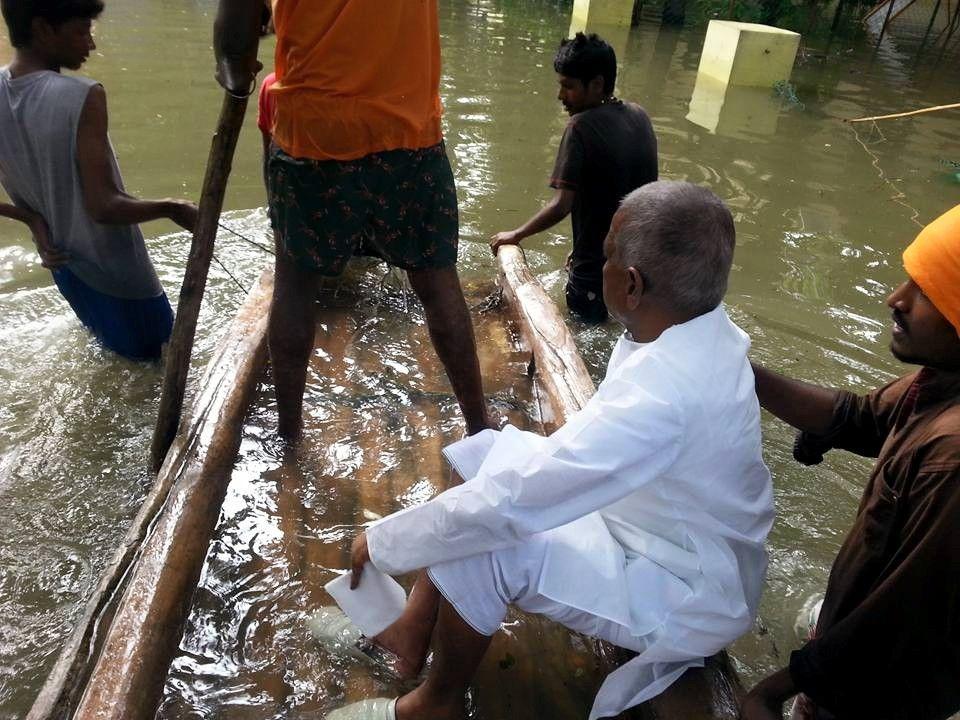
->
[[0, 67, 162, 299], [550, 101, 658, 290]]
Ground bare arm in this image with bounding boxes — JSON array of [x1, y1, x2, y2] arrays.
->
[[490, 188, 575, 253], [0, 202, 69, 267], [214, 0, 263, 95], [751, 362, 840, 435], [76, 86, 197, 232], [0, 201, 41, 227]]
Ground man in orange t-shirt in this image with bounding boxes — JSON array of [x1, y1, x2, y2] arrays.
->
[[215, 0, 490, 441]]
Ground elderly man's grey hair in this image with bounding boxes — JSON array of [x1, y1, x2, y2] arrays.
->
[[612, 181, 735, 317]]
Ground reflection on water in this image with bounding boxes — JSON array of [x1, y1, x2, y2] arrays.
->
[[2, 0, 959, 716], [687, 75, 785, 137]]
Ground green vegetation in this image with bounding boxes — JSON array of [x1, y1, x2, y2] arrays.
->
[[690, 0, 873, 34], [773, 79, 805, 108]]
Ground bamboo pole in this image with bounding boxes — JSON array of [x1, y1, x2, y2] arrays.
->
[[68, 269, 273, 720], [150, 90, 251, 472], [496, 246, 744, 719], [846, 101, 960, 122]]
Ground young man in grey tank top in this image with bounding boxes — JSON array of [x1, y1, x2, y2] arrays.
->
[[0, 0, 198, 360]]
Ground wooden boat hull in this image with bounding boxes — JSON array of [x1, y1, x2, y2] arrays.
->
[[30, 251, 743, 720]]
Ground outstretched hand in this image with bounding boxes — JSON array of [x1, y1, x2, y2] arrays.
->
[[166, 199, 200, 234], [489, 229, 522, 255], [30, 216, 69, 269], [350, 531, 371, 590]]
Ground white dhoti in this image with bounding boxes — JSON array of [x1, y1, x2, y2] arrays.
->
[[359, 307, 774, 718], [427, 523, 647, 654]]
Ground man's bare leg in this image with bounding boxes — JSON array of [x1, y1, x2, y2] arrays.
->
[[269, 253, 320, 440], [407, 266, 490, 435], [371, 570, 442, 679], [395, 593, 492, 720]]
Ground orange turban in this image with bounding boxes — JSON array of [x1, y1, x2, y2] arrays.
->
[[903, 203, 960, 334]]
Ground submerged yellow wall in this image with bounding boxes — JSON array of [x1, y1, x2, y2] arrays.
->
[[570, 0, 635, 28]]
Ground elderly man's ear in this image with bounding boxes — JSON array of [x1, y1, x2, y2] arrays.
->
[[625, 266, 645, 310]]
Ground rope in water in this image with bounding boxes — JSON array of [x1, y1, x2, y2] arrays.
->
[[166, 220, 272, 297], [209, 219, 276, 295], [217, 220, 275, 255], [210, 251, 250, 295], [849, 122, 923, 228]]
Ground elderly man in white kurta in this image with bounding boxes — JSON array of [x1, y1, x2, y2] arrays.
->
[[325, 181, 774, 720]]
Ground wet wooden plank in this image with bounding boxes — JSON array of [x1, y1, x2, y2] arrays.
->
[[58, 269, 274, 720], [290, 294, 608, 717]]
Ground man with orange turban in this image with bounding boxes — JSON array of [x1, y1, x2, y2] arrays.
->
[[742, 204, 960, 720]]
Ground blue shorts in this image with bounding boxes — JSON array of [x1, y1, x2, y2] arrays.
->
[[53, 267, 173, 361]]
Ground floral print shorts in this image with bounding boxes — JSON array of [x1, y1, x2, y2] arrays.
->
[[268, 142, 459, 276]]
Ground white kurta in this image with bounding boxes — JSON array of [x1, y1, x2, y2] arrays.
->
[[366, 305, 774, 719]]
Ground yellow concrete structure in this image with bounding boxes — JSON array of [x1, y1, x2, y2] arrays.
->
[[695, 20, 800, 87], [570, 0, 635, 29], [567, 18, 631, 69]]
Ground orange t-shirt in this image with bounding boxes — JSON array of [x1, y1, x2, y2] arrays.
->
[[270, 0, 443, 161]]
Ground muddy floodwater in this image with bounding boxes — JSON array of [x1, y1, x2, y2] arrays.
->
[[1, 0, 958, 717]]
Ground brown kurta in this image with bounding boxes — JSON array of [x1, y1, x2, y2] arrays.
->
[[789, 368, 960, 720]]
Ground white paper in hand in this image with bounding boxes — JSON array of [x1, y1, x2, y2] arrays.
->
[[324, 564, 408, 638]]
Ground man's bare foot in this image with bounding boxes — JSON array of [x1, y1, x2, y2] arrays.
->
[[464, 404, 508, 436], [464, 409, 492, 437], [371, 617, 434, 680], [395, 685, 466, 720]]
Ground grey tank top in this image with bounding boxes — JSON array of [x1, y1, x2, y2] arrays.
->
[[0, 67, 162, 299]]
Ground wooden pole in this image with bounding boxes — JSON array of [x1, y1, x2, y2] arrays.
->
[[68, 269, 273, 720], [28, 269, 272, 720], [846, 101, 960, 122], [150, 91, 250, 472], [495, 245, 594, 426]]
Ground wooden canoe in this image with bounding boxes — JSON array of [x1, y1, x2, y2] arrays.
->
[[28, 249, 743, 720]]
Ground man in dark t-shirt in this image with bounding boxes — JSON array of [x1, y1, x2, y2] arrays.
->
[[491, 32, 658, 323]]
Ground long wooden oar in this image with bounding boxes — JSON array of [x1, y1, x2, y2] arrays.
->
[[150, 90, 250, 472]]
